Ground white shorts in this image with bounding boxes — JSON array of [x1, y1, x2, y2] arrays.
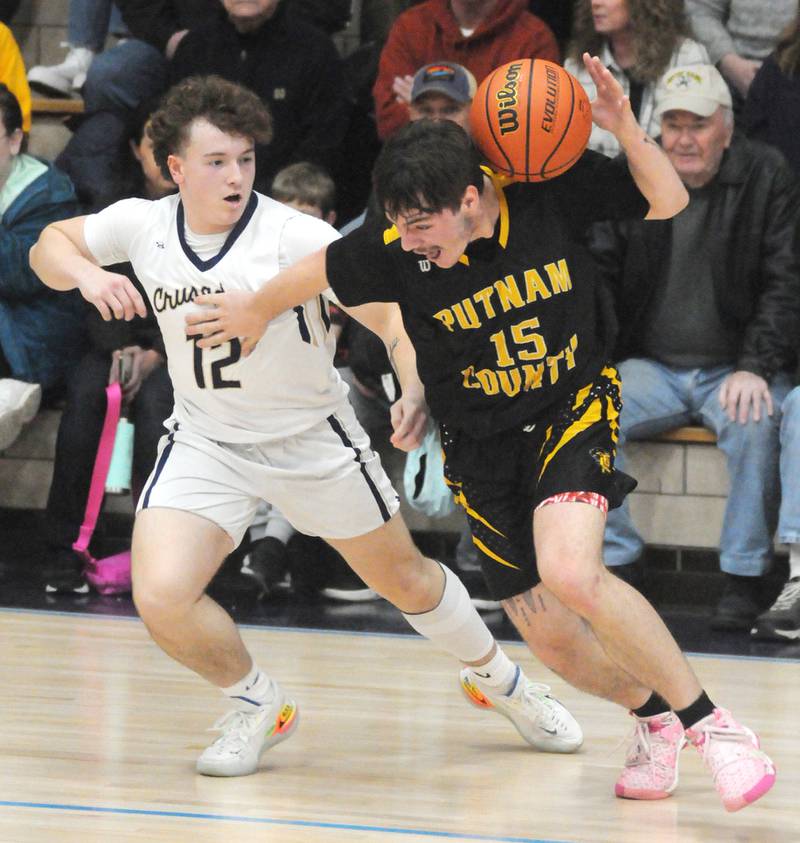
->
[[137, 401, 399, 545]]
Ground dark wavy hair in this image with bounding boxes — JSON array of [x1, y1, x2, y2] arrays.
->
[[568, 0, 691, 84], [147, 75, 273, 181], [373, 119, 484, 219], [775, 12, 800, 76]]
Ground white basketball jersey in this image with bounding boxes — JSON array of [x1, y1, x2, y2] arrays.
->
[[84, 192, 348, 443]]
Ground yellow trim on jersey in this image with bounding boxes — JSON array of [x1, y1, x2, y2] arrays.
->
[[473, 536, 521, 571], [383, 225, 400, 245], [458, 255, 470, 266], [480, 165, 510, 249]]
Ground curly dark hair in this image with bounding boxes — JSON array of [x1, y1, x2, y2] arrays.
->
[[147, 75, 273, 181], [373, 119, 485, 219], [568, 0, 691, 84]]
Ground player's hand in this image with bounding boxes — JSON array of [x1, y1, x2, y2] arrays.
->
[[185, 290, 266, 357], [582, 52, 634, 137], [392, 74, 414, 105], [389, 391, 428, 452], [78, 267, 147, 321], [719, 370, 773, 424]]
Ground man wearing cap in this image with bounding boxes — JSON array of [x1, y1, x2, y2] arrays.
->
[[408, 61, 477, 133], [591, 63, 800, 631]]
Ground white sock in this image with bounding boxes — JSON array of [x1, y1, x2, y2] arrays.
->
[[221, 663, 274, 710], [470, 647, 519, 695], [789, 544, 800, 581], [401, 563, 496, 662]]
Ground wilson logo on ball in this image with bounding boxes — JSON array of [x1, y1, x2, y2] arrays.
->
[[495, 61, 523, 135], [470, 58, 592, 182]]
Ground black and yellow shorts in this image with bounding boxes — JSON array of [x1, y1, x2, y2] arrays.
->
[[441, 365, 637, 601]]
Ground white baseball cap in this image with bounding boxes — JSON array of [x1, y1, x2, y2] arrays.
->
[[654, 64, 733, 121]]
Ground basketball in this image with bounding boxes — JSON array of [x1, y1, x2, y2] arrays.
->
[[469, 59, 593, 182]]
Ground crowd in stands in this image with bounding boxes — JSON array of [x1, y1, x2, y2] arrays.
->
[[1, 0, 799, 639]]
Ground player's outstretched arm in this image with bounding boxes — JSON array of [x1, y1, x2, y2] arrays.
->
[[342, 301, 427, 452], [186, 245, 330, 357], [582, 52, 688, 220], [30, 217, 147, 321]]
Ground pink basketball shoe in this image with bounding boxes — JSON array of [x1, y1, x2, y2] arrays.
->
[[686, 708, 776, 812], [615, 711, 685, 800]]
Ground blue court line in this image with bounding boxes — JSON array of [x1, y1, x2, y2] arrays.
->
[[1, 605, 799, 664], [0, 800, 565, 843]]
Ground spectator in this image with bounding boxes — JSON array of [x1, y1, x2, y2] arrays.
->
[[686, 0, 797, 107], [91, 0, 214, 114], [0, 22, 30, 132], [743, 10, 800, 174], [565, 0, 709, 158], [169, 0, 352, 192], [43, 109, 175, 594], [27, 1, 128, 99], [0, 84, 83, 451], [751, 387, 800, 640], [373, 0, 559, 140], [408, 60, 475, 131], [591, 64, 800, 630], [271, 161, 337, 225]]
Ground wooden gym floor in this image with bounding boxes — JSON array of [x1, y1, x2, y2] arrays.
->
[[1, 608, 798, 843]]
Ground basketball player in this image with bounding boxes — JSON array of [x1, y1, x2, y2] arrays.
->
[[182, 56, 777, 811], [29, 76, 582, 777]]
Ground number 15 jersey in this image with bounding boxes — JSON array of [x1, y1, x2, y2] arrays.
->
[[84, 192, 347, 443]]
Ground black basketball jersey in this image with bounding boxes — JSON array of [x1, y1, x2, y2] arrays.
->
[[326, 150, 648, 438]]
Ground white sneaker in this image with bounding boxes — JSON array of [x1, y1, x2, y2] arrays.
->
[[459, 666, 583, 753], [28, 45, 94, 97], [196, 683, 299, 777], [0, 379, 41, 451]]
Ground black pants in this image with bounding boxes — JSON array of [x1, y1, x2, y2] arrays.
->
[[45, 350, 173, 553]]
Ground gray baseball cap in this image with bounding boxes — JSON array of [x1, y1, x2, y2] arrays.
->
[[410, 62, 477, 104]]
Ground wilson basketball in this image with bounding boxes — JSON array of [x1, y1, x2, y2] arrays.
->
[[469, 59, 593, 182]]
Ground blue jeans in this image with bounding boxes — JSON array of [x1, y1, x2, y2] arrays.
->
[[83, 37, 168, 112], [779, 386, 800, 544], [604, 358, 792, 576], [69, 0, 126, 52]]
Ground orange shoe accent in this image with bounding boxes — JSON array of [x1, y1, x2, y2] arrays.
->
[[462, 675, 494, 709], [273, 702, 297, 735]]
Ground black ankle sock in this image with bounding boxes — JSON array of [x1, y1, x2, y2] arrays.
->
[[675, 691, 715, 730], [632, 692, 671, 718]]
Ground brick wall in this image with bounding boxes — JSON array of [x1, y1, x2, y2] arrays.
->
[[9, 0, 71, 70]]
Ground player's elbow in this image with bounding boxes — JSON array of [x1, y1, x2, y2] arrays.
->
[[645, 182, 689, 220]]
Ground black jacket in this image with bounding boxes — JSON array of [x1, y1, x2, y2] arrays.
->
[[590, 135, 800, 382], [117, 0, 217, 53], [169, 5, 352, 191], [744, 54, 800, 176], [117, 0, 351, 53]]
